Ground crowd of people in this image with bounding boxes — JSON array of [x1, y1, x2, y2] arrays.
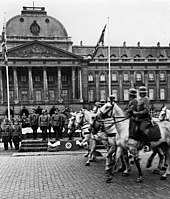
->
[[0, 105, 70, 150]]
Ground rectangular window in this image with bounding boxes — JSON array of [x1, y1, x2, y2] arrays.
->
[[149, 88, 154, 100], [9, 75, 13, 82], [35, 75, 41, 82], [124, 89, 129, 101], [149, 73, 154, 81], [48, 75, 54, 82], [21, 75, 27, 82], [160, 88, 165, 100], [49, 90, 55, 101], [100, 73, 105, 82], [160, 73, 165, 81], [136, 73, 142, 81], [21, 90, 28, 101], [123, 73, 128, 81], [88, 89, 94, 101], [61, 89, 68, 101], [112, 73, 117, 81], [100, 89, 106, 101], [35, 90, 41, 101], [111, 89, 118, 101], [62, 75, 67, 82], [88, 74, 94, 82]]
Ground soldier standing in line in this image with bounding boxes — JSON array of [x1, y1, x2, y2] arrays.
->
[[12, 119, 22, 150], [29, 108, 39, 140], [1, 119, 10, 150], [39, 109, 49, 141], [51, 108, 62, 141]]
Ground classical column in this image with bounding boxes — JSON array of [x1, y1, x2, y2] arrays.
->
[[119, 72, 123, 101], [72, 67, 76, 100], [28, 67, 34, 101], [57, 67, 62, 101], [78, 68, 83, 102], [144, 71, 148, 88], [0, 67, 3, 103], [95, 72, 99, 101], [156, 72, 160, 100], [43, 67, 48, 101], [167, 72, 170, 100], [13, 67, 19, 103]]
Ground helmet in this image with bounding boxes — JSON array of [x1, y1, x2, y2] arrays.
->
[[110, 95, 115, 100], [139, 86, 147, 93], [129, 88, 137, 96]]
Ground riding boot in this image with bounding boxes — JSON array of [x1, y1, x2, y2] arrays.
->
[[144, 130, 151, 152]]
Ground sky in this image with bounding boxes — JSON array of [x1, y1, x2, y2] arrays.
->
[[1, 0, 170, 47]]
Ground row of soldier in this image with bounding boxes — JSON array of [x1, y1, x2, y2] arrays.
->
[[0, 106, 69, 150]]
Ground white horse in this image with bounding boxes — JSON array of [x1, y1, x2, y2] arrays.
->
[[96, 102, 170, 183], [159, 106, 170, 121]]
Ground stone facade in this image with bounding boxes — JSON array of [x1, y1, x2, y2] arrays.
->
[[0, 6, 169, 117]]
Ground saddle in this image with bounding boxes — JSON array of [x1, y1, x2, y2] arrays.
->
[[129, 119, 161, 142]]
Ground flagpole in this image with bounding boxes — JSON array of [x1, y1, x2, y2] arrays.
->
[[108, 17, 111, 96], [6, 63, 10, 121], [2, 13, 10, 120]]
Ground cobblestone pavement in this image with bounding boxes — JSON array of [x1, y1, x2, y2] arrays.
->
[[0, 149, 170, 199]]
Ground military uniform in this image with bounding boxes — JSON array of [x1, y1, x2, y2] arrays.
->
[[39, 110, 49, 140], [12, 120, 22, 150], [29, 109, 39, 139], [1, 120, 10, 150], [51, 110, 62, 140], [133, 86, 151, 149]]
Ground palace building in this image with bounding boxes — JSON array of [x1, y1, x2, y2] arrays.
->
[[0, 6, 170, 116]]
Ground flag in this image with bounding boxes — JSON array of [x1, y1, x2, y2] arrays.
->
[[91, 24, 106, 60], [1, 24, 8, 64]]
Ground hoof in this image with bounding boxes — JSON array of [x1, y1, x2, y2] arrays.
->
[[161, 166, 167, 171], [153, 169, 161, 174], [122, 172, 130, 177], [85, 162, 90, 166], [160, 175, 167, 180], [136, 177, 142, 183], [117, 167, 126, 172], [153, 169, 160, 174], [84, 154, 89, 158], [106, 176, 112, 183]]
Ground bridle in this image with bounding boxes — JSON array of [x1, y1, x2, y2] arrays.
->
[[160, 108, 169, 121], [99, 104, 129, 124]]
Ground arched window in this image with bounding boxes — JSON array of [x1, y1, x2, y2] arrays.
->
[[88, 73, 94, 82], [100, 73, 106, 82], [112, 73, 117, 81], [123, 73, 129, 81], [160, 72, 166, 81], [149, 72, 154, 81]]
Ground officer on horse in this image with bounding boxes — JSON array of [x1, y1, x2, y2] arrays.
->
[[133, 86, 152, 152]]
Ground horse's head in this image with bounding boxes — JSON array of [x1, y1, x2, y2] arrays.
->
[[159, 106, 168, 121], [95, 102, 113, 119]]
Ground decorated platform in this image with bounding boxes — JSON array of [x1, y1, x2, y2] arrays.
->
[[19, 138, 82, 152]]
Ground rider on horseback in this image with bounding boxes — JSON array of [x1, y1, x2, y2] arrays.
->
[[133, 86, 152, 152]]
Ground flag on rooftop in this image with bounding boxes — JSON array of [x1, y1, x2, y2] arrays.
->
[[91, 24, 107, 60], [1, 23, 8, 64]]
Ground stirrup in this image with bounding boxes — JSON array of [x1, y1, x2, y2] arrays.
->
[[144, 145, 150, 152]]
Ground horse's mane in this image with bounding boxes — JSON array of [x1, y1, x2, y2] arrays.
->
[[114, 103, 125, 117]]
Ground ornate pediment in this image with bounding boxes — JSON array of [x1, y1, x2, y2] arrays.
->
[[8, 41, 80, 59]]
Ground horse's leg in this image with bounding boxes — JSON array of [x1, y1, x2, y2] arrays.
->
[[146, 149, 157, 168], [122, 149, 131, 176], [133, 150, 143, 183], [162, 154, 168, 170], [152, 147, 164, 174], [85, 138, 96, 166], [160, 147, 170, 180]]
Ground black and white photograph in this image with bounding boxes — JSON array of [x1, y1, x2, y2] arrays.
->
[[0, 0, 170, 198]]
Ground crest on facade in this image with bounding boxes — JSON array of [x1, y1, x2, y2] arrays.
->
[[30, 20, 40, 36]]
